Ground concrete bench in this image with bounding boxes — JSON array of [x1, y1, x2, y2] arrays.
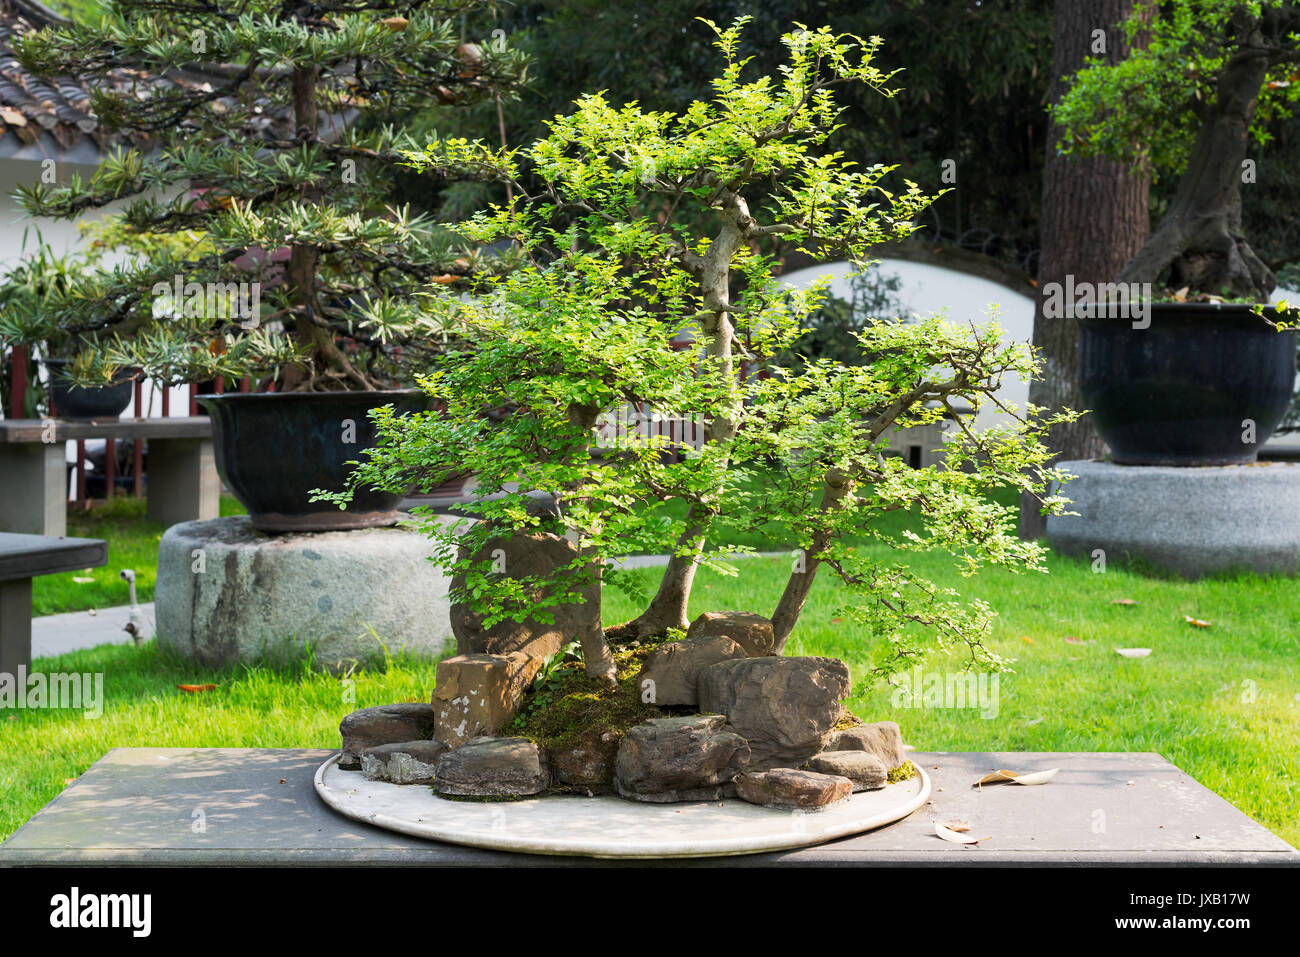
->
[[0, 417, 218, 537], [1, 748, 1294, 866], [0, 533, 107, 677]]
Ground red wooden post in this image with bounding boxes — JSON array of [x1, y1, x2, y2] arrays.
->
[[75, 439, 86, 504], [9, 345, 28, 418], [161, 381, 170, 417], [104, 437, 116, 499], [189, 382, 197, 416], [214, 376, 225, 395], [132, 380, 144, 496], [240, 375, 250, 393]]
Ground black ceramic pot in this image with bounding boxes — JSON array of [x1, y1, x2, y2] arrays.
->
[[1076, 302, 1297, 465], [197, 390, 429, 532], [43, 359, 139, 420]]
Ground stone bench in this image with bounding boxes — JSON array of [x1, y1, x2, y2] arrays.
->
[[1, 748, 1294, 866], [0, 533, 107, 677], [0, 417, 218, 537]]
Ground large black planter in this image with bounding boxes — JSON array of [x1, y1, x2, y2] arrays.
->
[[198, 390, 429, 533], [1077, 302, 1297, 465], [43, 359, 139, 420]]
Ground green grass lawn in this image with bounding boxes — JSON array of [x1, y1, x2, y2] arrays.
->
[[33, 495, 246, 616], [4, 491, 1298, 848]]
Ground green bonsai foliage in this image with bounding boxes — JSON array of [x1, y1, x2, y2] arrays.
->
[[323, 19, 1077, 686], [1053, 0, 1300, 300], [7, 0, 527, 390]]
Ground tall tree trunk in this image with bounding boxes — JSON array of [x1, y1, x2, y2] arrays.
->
[[1117, 11, 1274, 299], [1019, 0, 1150, 540]]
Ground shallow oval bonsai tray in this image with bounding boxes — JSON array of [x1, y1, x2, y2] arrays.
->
[[315, 752, 930, 859]]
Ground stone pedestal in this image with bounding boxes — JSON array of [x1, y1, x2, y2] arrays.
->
[[1046, 459, 1300, 578], [156, 516, 457, 668]]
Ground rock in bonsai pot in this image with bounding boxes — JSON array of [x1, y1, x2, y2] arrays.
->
[[1075, 302, 1296, 465], [198, 390, 429, 532]]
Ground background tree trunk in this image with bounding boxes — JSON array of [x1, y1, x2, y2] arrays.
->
[[1019, 0, 1150, 540]]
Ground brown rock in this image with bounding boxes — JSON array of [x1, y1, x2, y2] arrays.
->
[[614, 714, 751, 803], [805, 750, 888, 791], [433, 736, 550, 797], [637, 634, 747, 707], [338, 703, 436, 769], [550, 726, 621, 792], [697, 656, 851, 770], [826, 720, 906, 769], [450, 528, 598, 660], [734, 768, 853, 809], [432, 652, 544, 748], [686, 611, 776, 657]]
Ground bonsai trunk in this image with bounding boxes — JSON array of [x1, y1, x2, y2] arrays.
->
[[565, 402, 617, 686], [280, 63, 373, 392], [625, 195, 750, 637], [770, 469, 855, 653], [1118, 13, 1275, 299]]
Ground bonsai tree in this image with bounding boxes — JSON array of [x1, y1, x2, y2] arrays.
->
[[9, 0, 528, 391], [1053, 0, 1300, 300], [323, 19, 1077, 687]]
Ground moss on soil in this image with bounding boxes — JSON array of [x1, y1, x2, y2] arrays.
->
[[505, 631, 685, 755]]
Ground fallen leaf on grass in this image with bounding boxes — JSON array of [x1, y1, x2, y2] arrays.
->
[[1021, 635, 1036, 645], [1115, 648, 1152, 658], [1184, 616, 1212, 628], [935, 822, 990, 844], [72, 576, 95, 583], [1024, 716, 1044, 726], [176, 684, 218, 693], [1064, 635, 1094, 645], [974, 768, 1060, 787], [1111, 598, 1138, 606]]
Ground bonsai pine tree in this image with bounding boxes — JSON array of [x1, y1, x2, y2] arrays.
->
[[1053, 0, 1300, 300], [325, 20, 1076, 686], [8, 0, 527, 390]]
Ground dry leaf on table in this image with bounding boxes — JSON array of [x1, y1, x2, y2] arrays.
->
[[973, 768, 1060, 787], [935, 822, 989, 844]]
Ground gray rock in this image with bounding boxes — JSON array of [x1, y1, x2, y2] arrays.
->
[[339, 703, 436, 769], [734, 768, 853, 809], [686, 611, 776, 657], [156, 515, 458, 669], [697, 656, 851, 770], [826, 720, 906, 769], [433, 736, 549, 797], [637, 634, 747, 707], [450, 529, 599, 660], [1046, 459, 1300, 578], [361, 741, 448, 785], [805, 750, 888, 791], [614, 715, 751, 804]]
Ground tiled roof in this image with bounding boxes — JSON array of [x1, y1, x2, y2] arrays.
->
[[0, 0, 144, 161]]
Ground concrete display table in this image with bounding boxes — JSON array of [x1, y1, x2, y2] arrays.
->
[[1, 748, 1294, 866], [0, 417, 218, 537], [1047, 459, 1300, 577], [0, 533, 107, 677]]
